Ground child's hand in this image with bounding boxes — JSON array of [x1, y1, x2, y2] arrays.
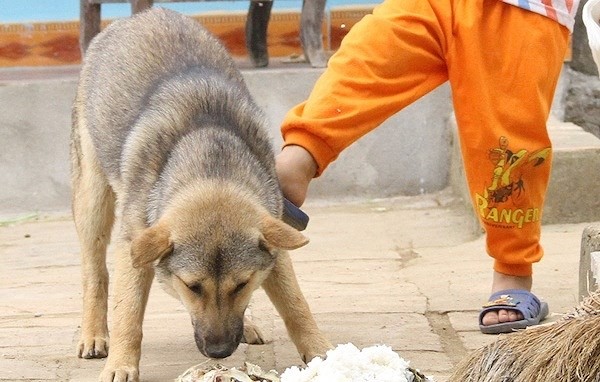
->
[[275, 145, 317, 207]]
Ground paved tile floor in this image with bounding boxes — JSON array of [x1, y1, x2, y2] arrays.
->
[[0, 190, 591, 381]]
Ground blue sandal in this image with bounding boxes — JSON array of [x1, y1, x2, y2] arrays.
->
[[479, 289, 549, 334]]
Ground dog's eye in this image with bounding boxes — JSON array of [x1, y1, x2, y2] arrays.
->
[[188, 283, 203, 295], [258, 240, 270, 253], [233, 282, 248, 295]]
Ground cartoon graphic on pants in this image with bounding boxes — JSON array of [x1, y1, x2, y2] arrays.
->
[[483, 136, 550, 205], [475, 136, 551, 229]]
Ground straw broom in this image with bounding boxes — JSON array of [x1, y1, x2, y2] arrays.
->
[[448, 291, 600, 381]]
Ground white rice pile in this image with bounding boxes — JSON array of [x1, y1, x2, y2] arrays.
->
[[280, 343, 431, 382], [175, 343, 432, 382]]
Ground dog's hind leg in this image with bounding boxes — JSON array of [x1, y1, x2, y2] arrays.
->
[[71, 112, 116, 360], [262, 252, 333, 363]]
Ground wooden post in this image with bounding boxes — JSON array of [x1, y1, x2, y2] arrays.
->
[[132, 0, 154, 14], [246, 0, 273, 67], [80, 0, 102, 55], [300, 0, 327, 68]]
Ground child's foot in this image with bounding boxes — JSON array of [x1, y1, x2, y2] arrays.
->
[[480, 271, 532, 326], [479, 288, 548, 334]]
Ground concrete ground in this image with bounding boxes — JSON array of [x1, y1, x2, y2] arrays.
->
[[0, 189, 593, 381]]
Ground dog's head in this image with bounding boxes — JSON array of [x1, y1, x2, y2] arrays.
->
[[129, 184, 307, 359]]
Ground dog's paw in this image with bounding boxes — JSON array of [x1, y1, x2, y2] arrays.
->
[[299, 337, 334, 364], [99, 363, 139, 382], [241, 317, 266, 345], [77, 335, 109, 359]]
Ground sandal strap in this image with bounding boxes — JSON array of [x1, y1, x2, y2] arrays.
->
[[481, 289, 542, 320]]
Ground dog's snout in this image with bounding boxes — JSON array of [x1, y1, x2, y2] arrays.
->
[[194, 328, 241, 359], [204, 342, 237, 359]]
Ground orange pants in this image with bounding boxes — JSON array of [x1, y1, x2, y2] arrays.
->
[[281, 0, 570, 276]]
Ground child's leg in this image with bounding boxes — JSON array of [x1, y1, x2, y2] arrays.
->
[[447, 1, 569, 323]]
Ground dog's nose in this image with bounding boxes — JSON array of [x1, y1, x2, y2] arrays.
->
[[193, 321, 243, 359], [204, 342, 236, 359]]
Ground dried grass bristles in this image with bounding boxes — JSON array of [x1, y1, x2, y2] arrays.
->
[[449, 291, 600, 382]]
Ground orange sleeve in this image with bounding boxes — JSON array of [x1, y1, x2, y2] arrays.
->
[[280, 0, 448, 176]]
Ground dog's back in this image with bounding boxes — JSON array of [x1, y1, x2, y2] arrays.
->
[[73, 8, 280, 223]]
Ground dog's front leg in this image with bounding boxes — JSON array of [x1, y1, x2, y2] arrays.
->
[[261, 252, 333, 363], [99, 238, 154, 382]]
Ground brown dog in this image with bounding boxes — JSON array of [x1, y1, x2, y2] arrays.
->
[[70, 8, 331, 382]]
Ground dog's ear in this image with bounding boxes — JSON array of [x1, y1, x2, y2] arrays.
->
[[261, 214, 309, 250], [131, 223, 174, 268]]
